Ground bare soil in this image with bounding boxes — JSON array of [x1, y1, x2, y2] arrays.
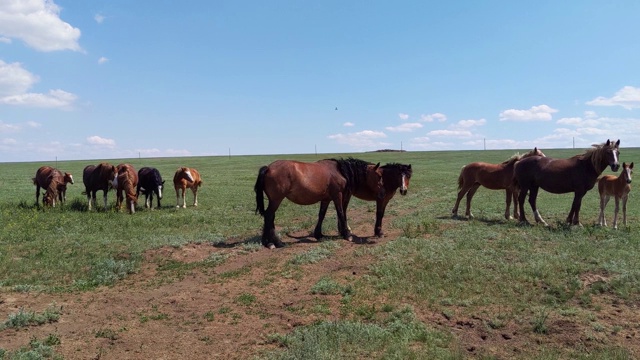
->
[[1, 210, 639, 359]]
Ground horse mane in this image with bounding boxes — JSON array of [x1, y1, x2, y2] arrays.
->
[[381, 162, 413, 178], [501, 153, 523, 165], [580, 142, 612, 173], [329, 157, 372, 190]]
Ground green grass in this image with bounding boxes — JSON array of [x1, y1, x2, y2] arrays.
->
[[2, 148, 640, 358]]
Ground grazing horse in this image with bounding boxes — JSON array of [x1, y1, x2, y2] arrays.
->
[[83, 163, 118, 211], [137, 167, 165, 209], [174, 167, 202, 208], [33, 166, 74, 207], [452, 147, 546, 220], [114, 163, 138, 214], [316, 161, 411, 238], [254, 158, 382, 249], [514, 139, 620, 226], [598, 162, 633, 229]]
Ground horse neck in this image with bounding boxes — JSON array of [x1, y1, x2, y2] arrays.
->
[[587, 147, 610, 175]]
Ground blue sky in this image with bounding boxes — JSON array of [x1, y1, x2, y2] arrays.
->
[[1, 1, 639, 162]]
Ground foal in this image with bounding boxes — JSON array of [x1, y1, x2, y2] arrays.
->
[[598, 162, 633, 229]]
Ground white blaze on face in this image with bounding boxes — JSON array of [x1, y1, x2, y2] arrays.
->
[[184, 170, 194, 183], [158, 185, 163, 199], [69, 175, 74, 184], [401, 175, 407, 192], [625, 166, 632, 183], [112, 176, 118, 189]]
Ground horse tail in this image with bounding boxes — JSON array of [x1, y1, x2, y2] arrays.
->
[[457, 166, 465, 189], [254, 166, 269, 216]]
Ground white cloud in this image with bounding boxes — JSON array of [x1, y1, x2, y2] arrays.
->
[[427, 129, 473, 137], [0, 61, 77, 109], [26, 121, 41, 128], [420, 113, 447, 122], [398, 113, 409, 120], [343, 122, 354, 127], [586, 86, 640, 110], [328, 130, 389, 148], [499, 104, 558, 122], [87, 135, 115, 147], [456, 118, 486, 128], [0, 36, 10, 43], [0, 0, 82, 52], [94, 14, 105, 24], [0, 137, 17, 145], [385, 122, 423, 132], [98, 57, 109, 64], [584, 110, 597, 119], [0, 121, 21, 132]]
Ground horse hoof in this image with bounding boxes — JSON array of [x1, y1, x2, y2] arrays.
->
[[268, 243, 276, 249], [347, 236, 353, 242]]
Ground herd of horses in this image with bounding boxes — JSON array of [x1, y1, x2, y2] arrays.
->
[[31, 139, 631, 249], [33, 163, 202, 214]]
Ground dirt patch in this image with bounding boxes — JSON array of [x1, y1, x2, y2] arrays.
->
[[2, 209, 640, 359]]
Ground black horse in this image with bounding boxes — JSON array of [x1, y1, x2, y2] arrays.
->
[[137, 167, 165, 209]]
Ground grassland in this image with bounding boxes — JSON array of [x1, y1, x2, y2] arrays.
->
[[1, 148, 639, 359]]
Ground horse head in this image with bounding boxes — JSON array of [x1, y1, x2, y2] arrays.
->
[[181, 167, 195, 183], [398, 164, 412, 195], [64, 172, 74, 185], [604, 139, 621, 172], [623, 162, 633, 184]]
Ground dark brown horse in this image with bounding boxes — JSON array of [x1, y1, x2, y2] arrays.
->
[[173, 167, 202, 208], [316, 161, 412, 238], [33, 166, 74, 207], [514, 139, 620, 226], [452, 147, 546, 220], [254, 158, 382, 249], [598, 161, 633, 229], [115, 163, 139, 214], [83, 163, 118, 211]]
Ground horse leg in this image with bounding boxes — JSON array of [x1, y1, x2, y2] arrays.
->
[[517, 186, 528, 223], [87, 191, 93, 211], [567, 192, 585, 226], [102, 190, 109, 211], [333, 194, 352, 242], [374, 198, 390, 237], [452, 184, 469, 218], [528, 186, 548, 226], [314, 200, 331, 239], [622, 195, 628, 227], [35, 185, 41, 205], [598, 195, 609, 226], [156, 189, 162, 208], [613, 196, 620, 230], [192, 187, 198, 207], [464, 184, 481, 218], [263, 198, 284, 248], [505, 188, 513, 220], [512, 188, 520, 219]]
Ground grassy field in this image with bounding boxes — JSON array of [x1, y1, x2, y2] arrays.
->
[[1, 148, 639, 359]]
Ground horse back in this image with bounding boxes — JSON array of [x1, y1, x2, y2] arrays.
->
[[263, 160, 345, 203], [462, 161, 515, 190]]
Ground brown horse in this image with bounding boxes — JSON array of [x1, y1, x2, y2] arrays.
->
[[33, 166, 74, 207], [598, 161, 633, 229], [316, 161, 411, 238], [514, 139, 621, 226], [254, 158, 382, 249], [83, 163, 118, 211], [114, 163, 139, 214], [173, 167, 202, 208], [452, 147, 546, 220]]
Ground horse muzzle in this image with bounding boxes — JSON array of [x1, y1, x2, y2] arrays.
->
[[400, 189, 408, 195], [611, 163, 620, 172]]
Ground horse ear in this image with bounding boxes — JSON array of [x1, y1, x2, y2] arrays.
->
[[606, 139, 611, 146], [616, 139, 620, 147], [374, 162, 380, 170], [630, 162, 634, 169]]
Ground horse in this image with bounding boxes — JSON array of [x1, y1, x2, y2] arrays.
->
[[83, 162, 118, 211], [173, 167, 202, 208], [315, 161, 412, 238], [598, 162, 633, 229], [452, 147, 546, 220], [33, 166, 74, 207], [514, 139, 620, 226], [137, 167, 165, 209], [254, 158, 382, 249], [114, 163, 138, 214]]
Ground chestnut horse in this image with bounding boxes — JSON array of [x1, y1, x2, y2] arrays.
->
[[254, 158, 382, 249], [114, 163, 138, 214], [316, 161, 412, 238], [452, 147, 546, 220], [83, 163, 118, 211], [514, 139, 620, 226], [598, 161, 633, 229], [174, 167, 202, 208], [137, 167, 165, 209], [33, 166, 74, 207]]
